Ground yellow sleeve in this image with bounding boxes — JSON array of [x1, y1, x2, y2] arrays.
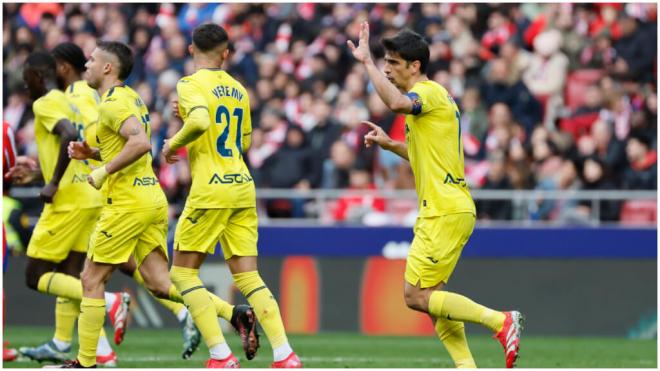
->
[[102, 94, 134, 134], [169, 108, 210, 151], [176, 78, 208, 120], [34, 97, 71, 132], [241, 94, 252, 152]]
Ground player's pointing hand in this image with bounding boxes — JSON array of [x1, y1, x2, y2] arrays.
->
[[362, 121, 393, 150]]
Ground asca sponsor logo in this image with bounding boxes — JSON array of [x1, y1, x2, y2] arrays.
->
[[72, 174, 87, 183], [444, 173, 467, 187], [209, 173, 253, 185], [133, 177, 159, 186]]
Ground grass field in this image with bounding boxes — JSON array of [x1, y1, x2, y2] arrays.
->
[[3, 326, 656, 368]]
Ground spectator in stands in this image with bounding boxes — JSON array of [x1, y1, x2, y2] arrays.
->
[[322, 140, 355, 189], [332, 161, 387, 224], [522, 29, 569, 129], [622, 130, 657, 190], [481, 58, 542, 135], [578, 156, 621, 221], [478, 152, 513, 221], [613, 14, 657, 82], [459, 87, 488, 158]]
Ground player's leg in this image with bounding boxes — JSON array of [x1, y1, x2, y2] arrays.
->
[[405, 213, 523, 368], [75, 260, 117, 367], [170, 250, 238, 367], [222, 208, 300, 368]]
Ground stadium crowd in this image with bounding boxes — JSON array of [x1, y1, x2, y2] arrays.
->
[[3, 3, 657, 224]]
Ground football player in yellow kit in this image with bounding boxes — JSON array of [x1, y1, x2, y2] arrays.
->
[[162, 24, 301, 368], [349, 22, 524, 368]]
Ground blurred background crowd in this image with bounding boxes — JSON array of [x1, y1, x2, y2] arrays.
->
[[2, 3, 657, 227]]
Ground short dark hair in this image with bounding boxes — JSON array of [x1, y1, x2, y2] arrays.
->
[[97, 41, 133, 80], [192, 23, 229, 52], [52, 42, 87, 73], [382, 29, 430, 74], [25, 51, 57, 79]]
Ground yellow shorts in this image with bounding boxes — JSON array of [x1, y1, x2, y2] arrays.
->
[[174, 207, 258, 259], [405, 212, 475, 288], [88, 206, 168, 266], [27, 206, 101, 263]]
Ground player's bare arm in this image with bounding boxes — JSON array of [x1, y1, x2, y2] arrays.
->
[[87, 115, 151, 189], [42, 119, 78, 202], [348, 21, 413, 114], [68, 140, 102, 161], [363, 121, 409, 161]]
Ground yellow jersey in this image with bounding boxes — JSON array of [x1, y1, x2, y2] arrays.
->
[[405, 80, 475, 217], [97, 85, 167, 210], [33, 89, 101, 211], [65, 80, 100, 146], [176, 69, 255, 209]]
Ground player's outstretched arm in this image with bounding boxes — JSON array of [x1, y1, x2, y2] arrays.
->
[[162, 107, 210, 164], [363, 121, 409, 161], [42, 119, 78, 202], [68, 141, 102, 161], [88, 116, 151, 189], [348, 21, 413, 114]]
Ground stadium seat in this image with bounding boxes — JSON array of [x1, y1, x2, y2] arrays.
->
[[564, 69, 605, 111], [619, 200, 657, 225]]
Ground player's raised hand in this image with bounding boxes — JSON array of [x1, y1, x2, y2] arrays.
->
[[162, 139, 180, 164], [363, 121, 393, 149], [347, 21, 372, 64], [6, 156, 39, 184], [68, 140, 93, 160]]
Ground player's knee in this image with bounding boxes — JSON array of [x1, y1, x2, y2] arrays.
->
[[80, 267, 104, 292], [404, 291, 427, 312]]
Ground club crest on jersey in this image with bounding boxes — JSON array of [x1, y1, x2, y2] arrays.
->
[[209, 173, 253, 184]]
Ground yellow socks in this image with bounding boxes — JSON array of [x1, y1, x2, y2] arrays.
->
[[77, 297, 105, 367], [37, 272, 82, 300], [233, 271, 288, 349], [428, 291, 506, 333], [170, 266, 225, 348], [435, 318, 476, 368], [132, 269, 186, 318], [54, 297, 80, 343]]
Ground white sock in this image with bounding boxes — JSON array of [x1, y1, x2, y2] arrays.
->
[[209, 342, 232, 360], [176, 308, 188, 323], [273, 342, 293, 362], [96, 333, 113, 356], [104, 292, 117, 312], [51, 338, 71, 352]]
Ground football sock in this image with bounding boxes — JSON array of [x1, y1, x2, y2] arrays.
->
[[77, 297, 105, 367], [132, 269, 186, 316], [273, 343, 294, 362], [170, 266, 225, 349], [37, 272, 82, 300], [428, 291, 506, 333], [233, 271, 289, 353], [435, 318, 476, 368], [209, 342, 232, 360], [54, 297, 80, 343], [96, 328, 113, 357], [168, 280, 233, 322]]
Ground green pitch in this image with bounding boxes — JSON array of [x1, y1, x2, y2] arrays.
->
[[3, 326, 656, 368]]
